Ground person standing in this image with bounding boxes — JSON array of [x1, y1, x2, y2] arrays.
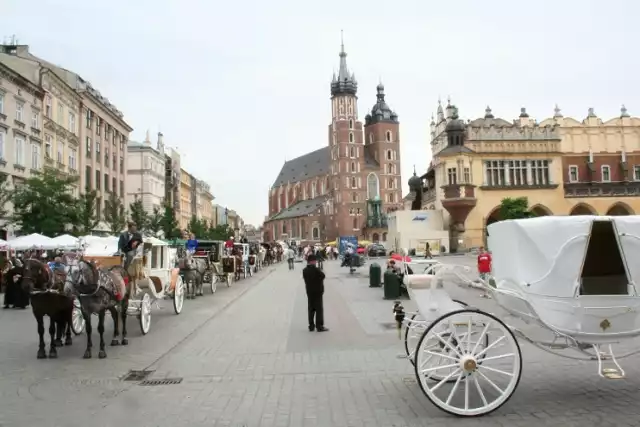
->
[[477, 246, 492, 299], [303, 254, 328, 332], [286, 246, 295, 270], [118, 221, 136, 254], [424, 242, 433, 259]]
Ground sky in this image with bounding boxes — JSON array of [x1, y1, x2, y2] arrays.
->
[[2, 0, 638, 226]]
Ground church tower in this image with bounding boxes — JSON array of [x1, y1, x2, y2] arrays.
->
[[328, 34, 366, 235]]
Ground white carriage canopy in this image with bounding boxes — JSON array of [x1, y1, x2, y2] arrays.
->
[[51, 234, 81, 249], [8, 233, 58, 250], [488, 216, 640, 298]]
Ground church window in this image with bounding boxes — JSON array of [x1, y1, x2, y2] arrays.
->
[[351, 177, 357, 188], [368, 133, 373, 144], [349, 119, 353, 129], [349, 132, 354, 143], [352, 192, 357, 202], [388, 178, 394, 189], [386, 150, 392, 160], [350, 162, 356, 173], [386, 163, 393, 174], [353, 218, 358, 230], [350, 146, 355, 158], [367, 173, 380, 199], [312, 227, 319, 240], [387, 193, 396, 203], [386, 131, 392, 142], [349, 208, 354, 215]]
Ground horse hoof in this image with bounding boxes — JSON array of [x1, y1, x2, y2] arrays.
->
[[98, 350, 107, 359], [65, 338, 73, 346], [83, 351, 92, 359], [110, 339, 120, 346], [54, 339, 63, 347], [121, 338, 129, 346], [49, 351, 58, 359], [37, 350, 47, 359]]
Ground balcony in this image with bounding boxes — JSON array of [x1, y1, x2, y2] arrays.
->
[[564, 181, 640, 198], [440, 184, 477, 227]]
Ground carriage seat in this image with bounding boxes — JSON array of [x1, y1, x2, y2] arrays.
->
[[580, 275, 629, 296]]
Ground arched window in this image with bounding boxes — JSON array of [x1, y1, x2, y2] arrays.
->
[[386, 150, 392, 160], [382, 232, 387, 242], [372, 232, 380, 242], [349, 119, 353, 129], [351, 177, 357, 188], [386, 131, 392, 142], [349, 132, 354, 143], [352, 192, 357, 202], [312, 227, 319, 239], [367, 173, 380, 199], [353, 218, 358, 229], [368, 133, 373, 144], [388, 178, 394, 189], [350, 162, 356, 172], [350, 146, 355, 158], [282, 223, 287, 234]]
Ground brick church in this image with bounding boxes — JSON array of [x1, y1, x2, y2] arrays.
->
[[262, 41, 404, 244]]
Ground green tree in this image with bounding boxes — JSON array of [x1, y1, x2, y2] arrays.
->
[[129, 196, 148, 232], [73, 189, 100, 235], [160, 202, 181, 240], [147, 205, 164, 237], [208, 223, 234, 240], [11, 169, 80, 236], [0, 174, 12, 222], [187, 215, 208, 238], [499, 197, 534, 220], [104, 191, 127, 235]]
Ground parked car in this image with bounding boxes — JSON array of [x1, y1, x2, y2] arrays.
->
[[368, 244, 387, 257]]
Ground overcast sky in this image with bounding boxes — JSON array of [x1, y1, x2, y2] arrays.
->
[[2, 0, 638, 225]]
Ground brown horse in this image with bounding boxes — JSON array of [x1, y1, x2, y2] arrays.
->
[[21, 258, 74, 359]]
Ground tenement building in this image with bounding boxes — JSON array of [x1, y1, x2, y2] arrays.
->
[[263, 42, 403, 243], [127, 131, 166, 213], [415, 101, 640, 250]]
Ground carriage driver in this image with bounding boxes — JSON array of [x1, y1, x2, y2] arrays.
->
[[119, 222, 145, 281]]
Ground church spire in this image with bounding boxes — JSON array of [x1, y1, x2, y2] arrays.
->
[[330, 31, 357, 97]]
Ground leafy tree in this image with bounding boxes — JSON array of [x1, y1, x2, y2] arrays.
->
[[104, 191, 127, 235], [0, 173, 12, 222], [11, 169, 80, 236], [73, 189, 100, 235], [208, 223, 234, 241], [147, 205, 164, 237], [129, 196, 148, 232], [499, 197, 534, 220], [187, 215, 208, 238], [160, 201, 181, 240]]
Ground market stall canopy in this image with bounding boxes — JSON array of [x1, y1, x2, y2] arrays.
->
[[80, 235, 119, 256], [51, 234, 80, 249], [8, 233, 58, 250]]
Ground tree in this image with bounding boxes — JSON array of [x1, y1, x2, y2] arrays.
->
[[187, 215, 208, 238], [160, 202, 181, 240], [147, 205, 164, 237], [208, 223, 234, 241], [73, 189, 100, 235], [11, 169, 80, 236], [499, 197, 534, 220], [129, 196, 148, 232], [104, 191, 127, 235], [0, 174, 12, 222]]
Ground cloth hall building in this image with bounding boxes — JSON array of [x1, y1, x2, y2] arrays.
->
[[263, 43, 404, 243]]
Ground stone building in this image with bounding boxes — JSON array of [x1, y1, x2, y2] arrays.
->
[[126, 131, 166, 213], [263, 42, 403, 243], [416, 101, 640, 250]]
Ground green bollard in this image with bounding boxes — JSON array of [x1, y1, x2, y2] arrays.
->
[[369, 263, 381, 287]]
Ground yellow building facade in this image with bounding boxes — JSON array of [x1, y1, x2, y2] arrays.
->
[[422, 102, 640, 250], [179, 168, 193, 230]]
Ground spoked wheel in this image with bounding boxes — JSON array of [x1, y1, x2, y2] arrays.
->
[[71, 298, 85, 335], [414, 309, 522, 417], [173, 276, 184, 315], [139, 293, 152, 335], [405, 300, 471, 367], [210, 275, 218, 294]]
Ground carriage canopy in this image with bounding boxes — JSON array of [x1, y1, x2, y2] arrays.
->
[[488, 216, 640, 298]]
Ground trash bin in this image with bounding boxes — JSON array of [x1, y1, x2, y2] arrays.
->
[[369, 263, 381, 287], [383, 270, 401, 299]]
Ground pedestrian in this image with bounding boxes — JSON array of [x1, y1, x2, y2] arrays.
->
[[424, 242, 433, 259], [286, 246, 295, 270], [477, 246, 492, 299], [303, 254, 328, 332]]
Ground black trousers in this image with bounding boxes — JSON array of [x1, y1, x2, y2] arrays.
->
[[307, 293, 324, 329]]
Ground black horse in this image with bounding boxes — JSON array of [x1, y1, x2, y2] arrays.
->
[[20, 259, 74, 359], [3, 261, 30, 309]]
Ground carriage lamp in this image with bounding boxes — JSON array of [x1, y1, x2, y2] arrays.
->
[[393, 301, 405, 339]]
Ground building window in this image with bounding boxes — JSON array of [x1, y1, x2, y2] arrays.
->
[[601, 165, 611, 182], [568, 165, 579, 183], [312, 227, 319, 240], [349, 132, 354, 143], [16, 101, 24, 122], [387, 192, 396, 203], [96, 117, 102, 135], [349, 146, 355, 158], [57, 143, 63, 164], [447, 168, 457, 185], [15, 137, 24, 166], [31, 111, 39, 129], [86, 137, 92, 157], [0, 129, 5, 160], [104, 173, 109, 192], [353, 218, 358, 230], [85, 166, 92, 190], [0, 93, 4, 114], [57, 103, 64, 124], [386, 131, 392, 142], [95, 170, 101, 190], [386, 150, 392, 160], [45, 95, 51, 118], [368, 133, 373, 144], [367, 173, 379, 199], [508, 160, 527, 186], [349, 119, 353, 129], [68, 112, 76, 133], [531, 160, 550, 185], [463, 167, 470, 183], [69, 148, 77, 170], [44, 135, 52, 158], [352, 192, 357, 202], [85, 109, 92, 128], [350, 162, 356, 173], [633, 165, 640, 181], [485, 161, 505, 186], [31, 144, 40, 169], [96, 140, 101, 155], [350, 176, 357, 188]]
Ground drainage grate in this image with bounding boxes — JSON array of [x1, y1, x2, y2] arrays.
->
[[122, 369, 155, 382], [139, 378, 183, 386], [380, 322, 399, 330]]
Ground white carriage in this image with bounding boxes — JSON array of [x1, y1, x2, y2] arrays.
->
[[128, 238, 185, 335], [398, 215, 640, 417]]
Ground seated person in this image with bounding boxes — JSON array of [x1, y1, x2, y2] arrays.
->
[[47, 256, 66, 272]]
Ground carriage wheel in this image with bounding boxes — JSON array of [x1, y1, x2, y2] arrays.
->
[[71, 298, 85, 335], [414, 309, 522, 417], [210, 275, 218, 294], [139, 293, 152, 335], [405, 300, 472, 368], [173, 276, 184, 315]]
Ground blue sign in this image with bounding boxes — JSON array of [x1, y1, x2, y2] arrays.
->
[[338, 236, 358, 254], [412, 214, 428, 221]]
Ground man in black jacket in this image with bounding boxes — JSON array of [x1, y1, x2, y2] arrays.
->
[[303, 254, 328, 332]]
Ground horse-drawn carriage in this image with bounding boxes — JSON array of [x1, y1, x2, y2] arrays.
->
[[396, 215, 640, 417], [233, 242, 252, 280], [190, 240, 231, 291]]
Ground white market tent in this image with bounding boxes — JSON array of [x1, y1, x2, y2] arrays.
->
[[80, 235, 119, 256], [51, 234, 80, 250], [8, 233, 58, 250]]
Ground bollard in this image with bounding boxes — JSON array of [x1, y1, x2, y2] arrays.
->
[[383, 270, 401, 300], [369, 263, 381, 287]]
